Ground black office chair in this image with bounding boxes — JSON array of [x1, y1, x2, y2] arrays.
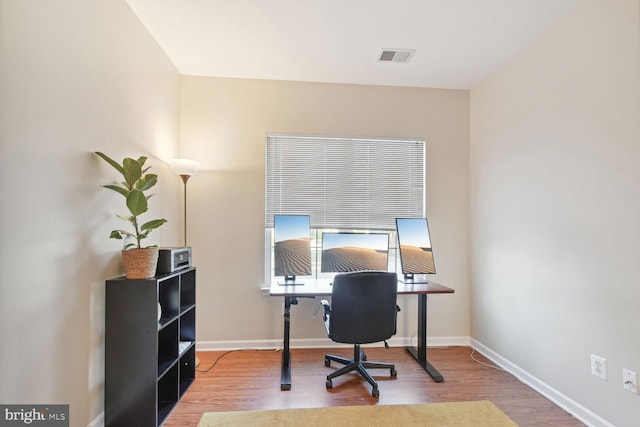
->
[[320, 270, 398, 397]]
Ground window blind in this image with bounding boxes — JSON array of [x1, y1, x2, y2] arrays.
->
[[265, 135, 425, 230]]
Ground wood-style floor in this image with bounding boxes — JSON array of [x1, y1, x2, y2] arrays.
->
[[165, 346, 584, 426]]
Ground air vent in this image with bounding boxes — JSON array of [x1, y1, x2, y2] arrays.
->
[[378, 49, 415, 63]]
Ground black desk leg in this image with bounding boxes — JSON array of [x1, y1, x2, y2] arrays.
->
[[405, 294, 445, 382], [280, 296, 293, 390]]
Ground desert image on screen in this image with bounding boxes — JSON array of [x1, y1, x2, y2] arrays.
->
[[396, 218, 436, 274], [274, 215, 312, 276], [274, 238, 312, 276], [399, 245, 435, 274], [321, 233, 388, 272]]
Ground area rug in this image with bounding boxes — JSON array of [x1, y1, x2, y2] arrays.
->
[[197, 400, 518, 426]]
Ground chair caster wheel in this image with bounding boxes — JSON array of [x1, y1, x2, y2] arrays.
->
[[326, 379, 333, 389], [324, 359, 330, 367], [372, 387, 379, 398], [391, 368, 397, 377]]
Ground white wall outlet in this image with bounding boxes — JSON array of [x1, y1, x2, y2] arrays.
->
[[622, 368, 638, 394], [591, 354, 607, 380]]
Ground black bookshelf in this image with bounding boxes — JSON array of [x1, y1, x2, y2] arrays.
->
[[105, 267, 196, 427]]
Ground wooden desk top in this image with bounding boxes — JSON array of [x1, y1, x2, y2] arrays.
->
[[269, 278, 454, 297]]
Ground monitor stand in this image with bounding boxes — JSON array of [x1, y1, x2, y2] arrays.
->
[[400, 273, 429, 284], [278, 275, 305, 286]]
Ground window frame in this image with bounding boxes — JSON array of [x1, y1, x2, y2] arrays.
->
[[264, 134, 426, 285]]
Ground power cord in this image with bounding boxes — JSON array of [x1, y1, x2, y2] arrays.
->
[[196, 348, 280, 373], [407, 337, 501, 372], [470, 348, 505, 371]]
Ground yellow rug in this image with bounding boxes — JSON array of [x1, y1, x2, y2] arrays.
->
[[197, 400, 518, 426]]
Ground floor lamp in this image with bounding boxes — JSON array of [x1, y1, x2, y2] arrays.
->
[[169, 158, 200, 367], [168, 158, 200, 247]]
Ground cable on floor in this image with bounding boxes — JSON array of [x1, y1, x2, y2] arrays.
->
[[470, 348, 505, 371], [196, 348, 280, 373]]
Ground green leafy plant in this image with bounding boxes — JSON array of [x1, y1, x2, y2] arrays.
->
[[95, 152, 167, 249]]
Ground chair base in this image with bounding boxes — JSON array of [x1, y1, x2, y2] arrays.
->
[[324, 344, 397, 398]]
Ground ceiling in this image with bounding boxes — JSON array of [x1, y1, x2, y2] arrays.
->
[[126, 0, 581, 90]]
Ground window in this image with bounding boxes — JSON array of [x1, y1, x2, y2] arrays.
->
[[265, 134, 425, 283]]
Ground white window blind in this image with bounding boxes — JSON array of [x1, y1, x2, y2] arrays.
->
[[265, 135, 425, 230]]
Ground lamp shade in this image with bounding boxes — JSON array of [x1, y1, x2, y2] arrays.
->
[[168, 158, 200, 176]]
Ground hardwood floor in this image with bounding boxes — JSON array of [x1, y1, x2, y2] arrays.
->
[[165, 346, 584, 426]]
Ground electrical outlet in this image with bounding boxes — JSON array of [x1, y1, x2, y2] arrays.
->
[[591, 354, 607, 380], [623, 368, 638, 394]]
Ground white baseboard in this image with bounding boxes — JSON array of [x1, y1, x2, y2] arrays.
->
[[196, 335, 471, 352], [470, 339, 613, 427]]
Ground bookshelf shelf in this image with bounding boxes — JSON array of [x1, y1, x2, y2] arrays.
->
[[105, 267, 196, 427]]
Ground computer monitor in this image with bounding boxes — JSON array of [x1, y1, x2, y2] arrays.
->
[[274, 214, 312, 285], [321, 232, 389, 273], [396, 218, 436, 283]]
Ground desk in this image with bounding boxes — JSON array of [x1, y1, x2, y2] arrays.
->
[[269, 279, 454, 390]]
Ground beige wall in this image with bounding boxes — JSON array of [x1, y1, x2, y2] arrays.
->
[[8, 0, 636, 425], [470, 0, 640, 425], [180, 77, 471, 346], [0, 0, 181, 425]]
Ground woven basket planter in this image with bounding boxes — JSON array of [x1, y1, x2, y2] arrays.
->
[[122, 247, 159, 279]]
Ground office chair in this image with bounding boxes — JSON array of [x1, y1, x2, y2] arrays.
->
[[320, 270, 398, 397]]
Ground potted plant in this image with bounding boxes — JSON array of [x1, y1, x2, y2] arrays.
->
[[96, 152, 168, 279]]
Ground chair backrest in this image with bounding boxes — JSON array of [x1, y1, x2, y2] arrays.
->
[[329, 270, 398, 344]]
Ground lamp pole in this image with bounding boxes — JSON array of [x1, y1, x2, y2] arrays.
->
[[169, 158, 200, 247], [169, 159, 200, 367], [179, 174, 191, 247]]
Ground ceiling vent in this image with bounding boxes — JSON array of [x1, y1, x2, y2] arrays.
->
[[378, 49, 415, 63]]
